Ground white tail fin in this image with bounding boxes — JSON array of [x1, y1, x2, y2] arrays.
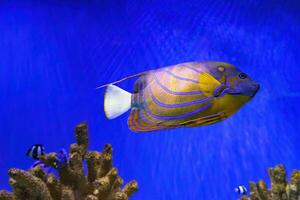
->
[[104, 85, 132, 119]]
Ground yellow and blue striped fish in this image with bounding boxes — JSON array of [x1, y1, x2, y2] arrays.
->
[[100, 61, 259, 132]]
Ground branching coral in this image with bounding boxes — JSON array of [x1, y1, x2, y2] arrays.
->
[[240, 164, 300, 200], [0, 123, 138, 200]]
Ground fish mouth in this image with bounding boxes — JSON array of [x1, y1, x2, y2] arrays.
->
[[226, 89, 241, 96], [223, 84, 260, 97], [214, 81, 260, 98], [250, 84, 260, 97]]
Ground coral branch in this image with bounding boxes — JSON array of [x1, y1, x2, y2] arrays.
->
[[86, 151, 101, 183], [122, 181, 138, 198], [45, 174, 61, 200], [99, 145, 113, 178], [0, 190, 15, 200], [290, 170, 300, 199], [269, 164, 288, 199], [85, 195, 98, 200], [0, 122, 138, 200], [61, 186, 75, 200], [8, 168, 52, 200], [75, 123, 89, 157], [240, 164, 300, 200]]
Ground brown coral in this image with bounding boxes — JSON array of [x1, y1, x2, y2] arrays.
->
[[0, 123, 138, 200], [240, 164, 300, 200]]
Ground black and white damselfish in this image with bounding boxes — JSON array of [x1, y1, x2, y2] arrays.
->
[[235, 185, 247, 195], [26, 144, 45, 160]]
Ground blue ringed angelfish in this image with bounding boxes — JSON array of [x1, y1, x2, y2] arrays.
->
[[98, 61, 260, 132]]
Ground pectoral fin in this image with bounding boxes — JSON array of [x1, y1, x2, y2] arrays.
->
[[198, 73, 221, 97]]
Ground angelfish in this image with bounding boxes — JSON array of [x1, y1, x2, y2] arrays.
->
[[99, 61, 259, 132]]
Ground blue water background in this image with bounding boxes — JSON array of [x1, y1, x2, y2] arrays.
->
[[0, 1, 300, 199]]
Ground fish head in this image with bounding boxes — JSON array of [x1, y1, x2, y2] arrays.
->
[[205, 61, 260, 98], [201, 61, 259, 117]]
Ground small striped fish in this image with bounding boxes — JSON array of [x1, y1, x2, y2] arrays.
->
[[100, 61, 259, 132], [235, 185, 247, 195], [26, 144, 45, 160]]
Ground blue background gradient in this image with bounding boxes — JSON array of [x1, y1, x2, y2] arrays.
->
[[0, 1, 300, 199]]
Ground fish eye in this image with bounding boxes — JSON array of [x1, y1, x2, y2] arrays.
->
[[238, 73, 247, 79]]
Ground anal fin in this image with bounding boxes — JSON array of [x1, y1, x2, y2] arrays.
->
[[180, 112, 226, 127]]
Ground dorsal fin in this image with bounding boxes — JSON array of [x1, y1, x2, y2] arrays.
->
[[96, 71, 148, 89]]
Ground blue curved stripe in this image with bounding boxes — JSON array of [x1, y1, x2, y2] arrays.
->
[[181, 64, 204, 74], [149, 85, 212, 109], [144, 86, 212, 120], [131, 109, 163, 131], [164, 70, 199, 84], [145, 100, 211, 120], [140, 110, 162, 127], [130, 110, 146, 130], [153, 73, 202, 95]]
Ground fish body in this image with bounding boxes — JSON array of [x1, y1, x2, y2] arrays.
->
[[27, 147, 67, 171], [103, 61, 259, 132], [235, 185, 247, 195], [26, 144, 45, 160], [30, 160, 52, 173], [54, 148, 68, 169]]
